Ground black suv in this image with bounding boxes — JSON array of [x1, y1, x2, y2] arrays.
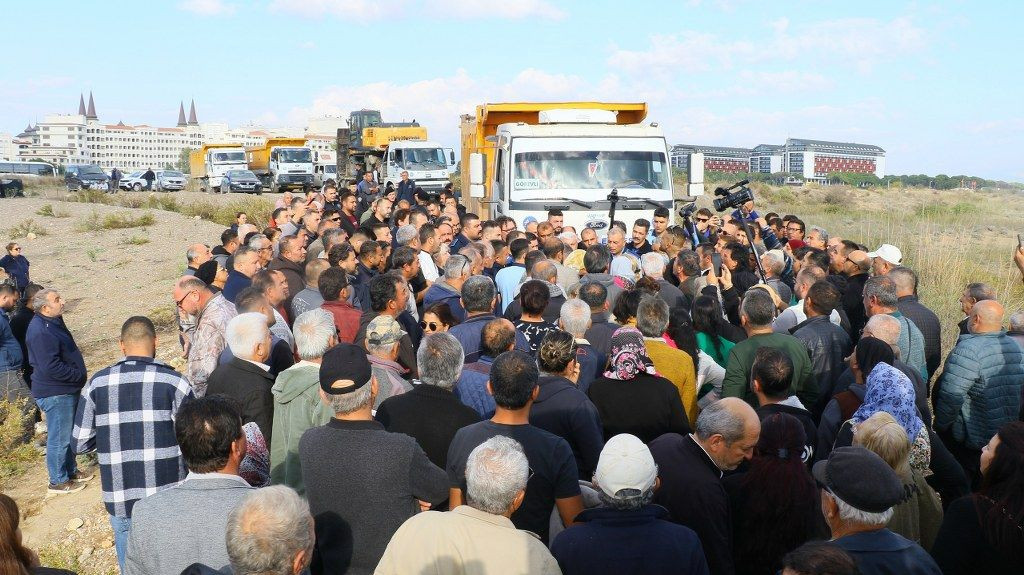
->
[[65, 164, 110, 191]]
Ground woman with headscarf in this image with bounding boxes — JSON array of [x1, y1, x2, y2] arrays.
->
[[724, 413, 829, 575], [586, 327, 690, 443], [828, 337, 931, 472]]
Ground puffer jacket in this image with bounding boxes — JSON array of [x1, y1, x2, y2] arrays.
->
[[934, 330, 1024, 449], [792, 314, 852, 416]]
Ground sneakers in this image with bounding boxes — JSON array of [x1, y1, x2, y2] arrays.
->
[[71, 470, 95, 483], [47, 481, 86, 495]]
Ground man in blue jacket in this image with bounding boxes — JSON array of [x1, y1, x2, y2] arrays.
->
[[551, 434, 709, 575], [934, 299, 1024, 487], [26, 288, 93, 494]]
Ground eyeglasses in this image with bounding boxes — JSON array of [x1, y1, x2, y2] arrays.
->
[[696, 218, 709, 223], [174, 290, 195, 309], [419, 321, 440, 331]]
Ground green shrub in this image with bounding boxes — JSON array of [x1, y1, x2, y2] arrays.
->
[[36, 204, 70, 217], [77, 211, 156, 232], [123, 235, 150, 246], [8, 219, 48, 239]]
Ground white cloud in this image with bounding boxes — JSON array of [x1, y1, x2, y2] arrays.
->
[[268, 0, 393, 21], [429, 0, 566, 20], [178, 0, 236, 16], [267, 0, 563, 22], [608, 16, 927, 77]]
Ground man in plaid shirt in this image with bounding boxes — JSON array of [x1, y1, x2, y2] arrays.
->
[[73, 316, 194, 572]]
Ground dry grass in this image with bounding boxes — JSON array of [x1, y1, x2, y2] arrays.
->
[[8, 219, 49, 239], [36, 204, 70, 218], [752, 184, 1024, 359], [0, 397, 37, 481], [77, 211, 156, 232]]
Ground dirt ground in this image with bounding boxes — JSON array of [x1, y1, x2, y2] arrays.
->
[[2, 190, 270, 574]]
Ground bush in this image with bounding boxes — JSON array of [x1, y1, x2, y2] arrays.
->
[[0, 397, 36, 480], [8, 219, 48, 239], [35, 204, 69, 218], [123, 235, 150, 246], [149, 305, 178, 331], [77, 211, 156, 232]]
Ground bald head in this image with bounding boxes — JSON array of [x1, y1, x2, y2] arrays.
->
[[864, 314, 902, 355], [187, 243, 211, 267], [847, 250, 872, 273], [694, 397, 761, 471], [887, 266, 917, 297], [531, 260, 557, 283], [481, 318, 517, 358], [970, 300, 1004, 333], [304, 258, 330, 286]]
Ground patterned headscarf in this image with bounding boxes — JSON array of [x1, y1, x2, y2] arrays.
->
[[853, 361, 924, 440], [603, 327, 658, 380]]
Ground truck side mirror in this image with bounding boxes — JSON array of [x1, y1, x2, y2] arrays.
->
[[469, 152, 484, 186]]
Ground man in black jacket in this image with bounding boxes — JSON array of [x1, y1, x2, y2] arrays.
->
[[649, 397, 761, 575], [832, 241, 871, 344], [206, 312, 276, 444], [375, 333, 479, 468], [751, 347, 818, 463], [890, 266, 942, 381], [792, 281, 852, 418]]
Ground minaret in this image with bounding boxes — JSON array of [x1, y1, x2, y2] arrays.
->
[[78, 94, 86, 116], [188, 99, 198, 125], [86, 91, 98, 120], [177, 101, 187, 127]]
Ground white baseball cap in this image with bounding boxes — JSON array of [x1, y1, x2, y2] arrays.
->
[[866, 244, 902, 265], [593, 434, 658, 497]]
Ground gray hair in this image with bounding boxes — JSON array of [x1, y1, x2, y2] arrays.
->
[[226, 485, 314, 575], [863, 276, 899, 308], [395, 224, 418, 246], [887, 266, 917, 294], [323, 381, 373, 415], [636, 295, 670, 338], [761, 250, 785, 275], [31, 288, 57, 313], [824, 490, 894, 526], [531, 260, 558, 283], [1010, 311, 1024, 333], [966, 282, 996, 302], [416, 333, 464, 390], [461, 275, 496, 313], [233, 246, 258, 270], [809, 225, 829, 243], [367, 339, 399, 357], [293, 309, 336, 361], [676, 250, 701, 277], [695, 399, 748, 444], [640, 252, 668, 277], [186, 244, 208, 264], [226, 313, 269, 360], [472, 240, 494, 259], [740, 289, 775, 327], [598, 487, 656, 511], [607, 227, 625, 240], [465, 436, 529, 515], [247, 234, 269, 251], [559, 299, 591, 337], [320, 228, 345, 251], [443, 254, 470, 279]]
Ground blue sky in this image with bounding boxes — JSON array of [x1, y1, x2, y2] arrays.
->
[[5, 1, 1022, 181]]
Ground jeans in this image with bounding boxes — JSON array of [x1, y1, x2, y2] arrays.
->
[[35, 393, 79, 485], [108, 515, 131, 573]]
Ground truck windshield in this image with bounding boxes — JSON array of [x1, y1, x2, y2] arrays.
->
[[400, 148, 446, 169], [279, 149, 312, 163], [212, 151, 245, 162], [512, 151, 670, 192], [80, 165, 105, 175]]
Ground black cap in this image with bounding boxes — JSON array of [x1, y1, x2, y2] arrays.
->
[[812, 446, 903, 513], [319, 343, 372, 395]]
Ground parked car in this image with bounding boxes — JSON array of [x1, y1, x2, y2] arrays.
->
[[65, 164, 110, 191], [220, 170, 263, 194], [120, 171, 146, 191], [0, 177, 25, 198], [156, 170, 187, 192]]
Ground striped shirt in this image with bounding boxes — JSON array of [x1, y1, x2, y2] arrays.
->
[[73, 356, 193, 518]]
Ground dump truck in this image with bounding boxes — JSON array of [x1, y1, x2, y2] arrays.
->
[[460, 102, 674, 236], [245, 138, 315, 193], [190, 143, 247, 193], [335, 109, 455, 192]]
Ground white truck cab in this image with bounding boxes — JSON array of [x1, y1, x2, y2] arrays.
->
[[479, 115, 673, 235], [381, 140, 453, 192], [205, 147, 247, 189]]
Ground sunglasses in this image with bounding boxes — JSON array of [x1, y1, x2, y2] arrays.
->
[[696, 218, 709, 223], [419, 321, 441, 331]]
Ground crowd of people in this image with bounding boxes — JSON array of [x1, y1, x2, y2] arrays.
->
[[2, 180, 1024, 575]]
